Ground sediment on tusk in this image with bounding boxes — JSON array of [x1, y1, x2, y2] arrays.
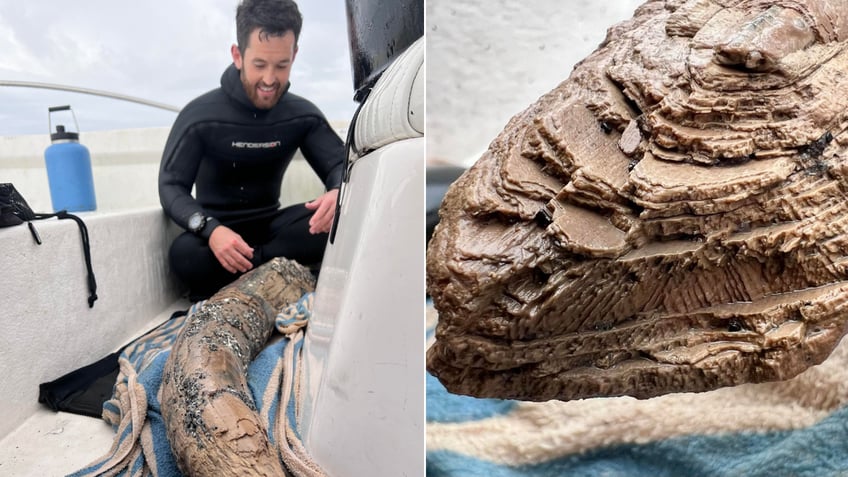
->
[[160, 257, 315, 476]]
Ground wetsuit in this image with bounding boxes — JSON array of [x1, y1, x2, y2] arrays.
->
[[159, 64, 344, 299]]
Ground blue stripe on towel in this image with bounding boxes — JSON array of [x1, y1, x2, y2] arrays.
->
[[249, 338, 286, 446], [426, 373, 517, 424], [249, 339, 283, 410], [129, 453, 144, 475], [144, 404, 180, 477], [285, 338, 306, 441]]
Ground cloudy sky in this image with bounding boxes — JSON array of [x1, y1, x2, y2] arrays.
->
[[0, 0, 357, 137]]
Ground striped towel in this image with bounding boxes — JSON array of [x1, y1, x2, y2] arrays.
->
[[426, 303, 848, 477], [69, 293, 325, 477]]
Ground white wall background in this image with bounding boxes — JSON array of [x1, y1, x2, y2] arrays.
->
[[426, 0, 645, 166]]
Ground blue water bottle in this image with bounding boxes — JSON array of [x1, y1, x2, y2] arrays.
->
[[44, 105, 97, 212]]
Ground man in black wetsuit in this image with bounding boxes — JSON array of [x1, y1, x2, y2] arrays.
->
[[158, 0, 344, 300]]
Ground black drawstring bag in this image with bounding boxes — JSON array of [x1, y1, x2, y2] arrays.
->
[[38, 309, 188, 417], [0, 182, 32, 226], [38, 349, 123, 417], [0, 183, 98, 307]]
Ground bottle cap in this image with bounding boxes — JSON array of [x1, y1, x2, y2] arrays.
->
[[51, 124, 79, 142]]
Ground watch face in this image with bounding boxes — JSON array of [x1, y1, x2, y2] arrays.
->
[[188, 213, 204, 232]]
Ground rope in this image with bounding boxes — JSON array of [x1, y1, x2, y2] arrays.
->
[[34, 210, 98, 307]]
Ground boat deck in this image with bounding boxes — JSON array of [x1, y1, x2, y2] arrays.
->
[[0, 409, 113, 476], [0, 302, 188, 476]]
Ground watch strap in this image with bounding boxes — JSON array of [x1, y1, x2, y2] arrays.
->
[[199, 216, 221, 240]]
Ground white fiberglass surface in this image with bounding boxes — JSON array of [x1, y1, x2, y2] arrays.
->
[[300, 137, 425, 477]]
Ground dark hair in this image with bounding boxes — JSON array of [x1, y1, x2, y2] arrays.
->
[[236, 0, 303, 54]]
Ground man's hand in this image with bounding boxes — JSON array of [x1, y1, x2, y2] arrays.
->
[[208, 225, 254, 274], [305, 188, 339, 234]]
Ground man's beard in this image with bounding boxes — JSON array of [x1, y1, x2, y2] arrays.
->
[[241, 71, 283, 110]]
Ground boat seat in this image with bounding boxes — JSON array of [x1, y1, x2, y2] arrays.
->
[[353, 36, 424, 156]]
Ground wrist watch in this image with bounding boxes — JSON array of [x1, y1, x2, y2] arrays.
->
[[187, 212, 208, 234]]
